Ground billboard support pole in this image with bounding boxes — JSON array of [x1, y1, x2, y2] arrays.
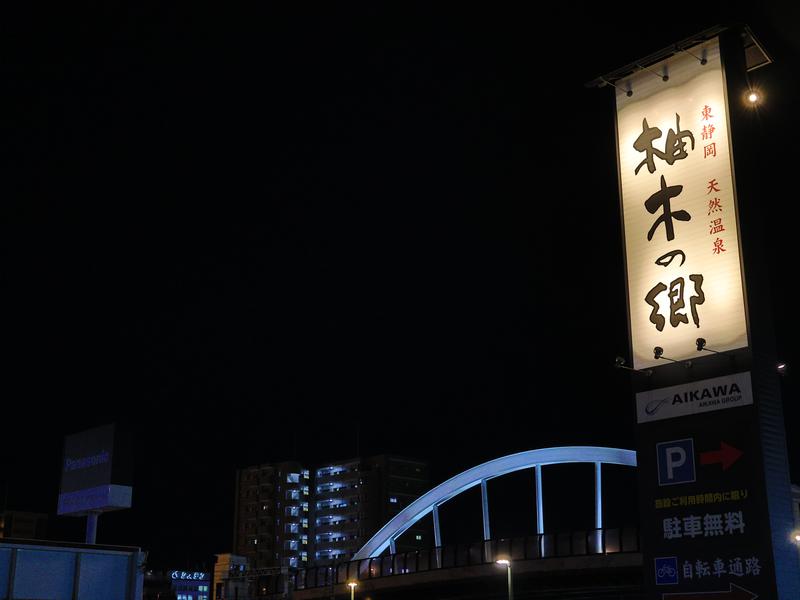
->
[[85, 511, 99, 544]]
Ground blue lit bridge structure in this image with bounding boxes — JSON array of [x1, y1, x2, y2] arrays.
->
[[290, 446, 643, 599], [355, 446, 635, 559]]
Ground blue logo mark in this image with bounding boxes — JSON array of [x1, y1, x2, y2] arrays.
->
[[645, 397, 668, 416], [656, 439, 695, 486], [654, 556, 679, 585]]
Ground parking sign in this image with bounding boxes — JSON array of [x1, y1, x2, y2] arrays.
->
[[656, 439, 695, 486]]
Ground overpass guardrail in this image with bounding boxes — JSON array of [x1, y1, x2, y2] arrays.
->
[[291, 526, 640, 590]]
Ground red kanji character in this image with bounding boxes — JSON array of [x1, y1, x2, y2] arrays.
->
[[704, 143, 717, 158], [707, 198, 723, 214], [701, 105, 714, 121], [707, 179, 721, 194], [712, 237, 727, 254], [701, 124, 715, 140], [709, 218, 725, 235]]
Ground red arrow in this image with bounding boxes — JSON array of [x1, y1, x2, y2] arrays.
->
[[663, 583, 758, 599], [700, 442, 743, 471]]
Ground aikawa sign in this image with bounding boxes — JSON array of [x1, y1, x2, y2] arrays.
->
[[636, 372, 753, 424], [615, 37, 748, 370]]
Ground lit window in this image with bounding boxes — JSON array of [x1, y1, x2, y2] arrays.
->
[[389, 497, 398, 504], [416, 535, 422, 540]]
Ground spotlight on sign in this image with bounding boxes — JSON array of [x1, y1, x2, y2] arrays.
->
[[653, 347, 691, 367], [614, 356, 653, 377], [696, 338, 721, 354]]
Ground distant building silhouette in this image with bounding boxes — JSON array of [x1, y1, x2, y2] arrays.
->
[[0, 510, 47, 540], [232, 455, 429, 568]]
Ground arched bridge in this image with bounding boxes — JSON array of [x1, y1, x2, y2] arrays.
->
[[353, 446, 637, 560]]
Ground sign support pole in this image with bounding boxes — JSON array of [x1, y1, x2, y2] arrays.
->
[[85, 511, 99, 544], [718, 28, 800, 597]]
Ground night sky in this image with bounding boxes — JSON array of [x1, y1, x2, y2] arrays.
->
[[3, 4, 800, 570]]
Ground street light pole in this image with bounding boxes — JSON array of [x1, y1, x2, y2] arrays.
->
[[496, 559, 513, 600]]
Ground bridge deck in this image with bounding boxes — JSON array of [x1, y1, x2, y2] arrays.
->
[[293, 552, 643, 599]]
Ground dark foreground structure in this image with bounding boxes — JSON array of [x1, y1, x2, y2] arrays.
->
[[0, 537, 145, 599]]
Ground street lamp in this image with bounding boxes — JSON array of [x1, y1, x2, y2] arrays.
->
[[347, 581, 357, 600], [744, 88, 764, 108], [496, 558, 513, 600]]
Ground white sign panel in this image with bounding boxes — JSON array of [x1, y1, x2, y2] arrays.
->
[[616, 37, 748, 369], [636, 371, 752, 423]]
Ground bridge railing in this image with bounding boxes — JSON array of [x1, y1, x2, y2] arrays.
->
[[291, 526, 640, 590]]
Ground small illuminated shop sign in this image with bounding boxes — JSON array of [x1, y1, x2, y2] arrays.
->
[[170, 571, 208, 580]]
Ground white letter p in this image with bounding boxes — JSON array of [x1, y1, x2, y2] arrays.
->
[[666, 447, 686, 480]]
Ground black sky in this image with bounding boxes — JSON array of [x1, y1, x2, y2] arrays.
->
[[3, 4, 800, 568]]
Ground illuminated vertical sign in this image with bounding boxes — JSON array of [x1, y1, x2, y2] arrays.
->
[[615, 37, 747, 369]]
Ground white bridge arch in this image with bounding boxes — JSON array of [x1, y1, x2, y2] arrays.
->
[[353, 446, 637, 560]]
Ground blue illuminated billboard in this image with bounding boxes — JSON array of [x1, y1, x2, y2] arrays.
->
[[57, 424, 132, 516]]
